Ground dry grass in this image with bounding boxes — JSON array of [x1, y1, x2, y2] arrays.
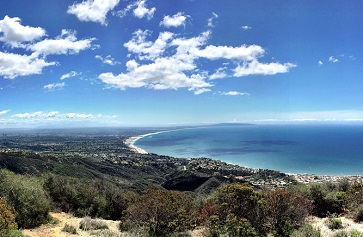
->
[[310, 216, 363, 237]]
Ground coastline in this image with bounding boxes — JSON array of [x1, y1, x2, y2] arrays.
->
[[124, 130, 169, 154], [124, 127, 199, 155], [123, 129, 363, 182]]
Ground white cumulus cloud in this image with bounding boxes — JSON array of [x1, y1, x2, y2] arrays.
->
[[11, 111, 116, 121], [0, 17, 95, 79], [99, 29, 296, 94], [193, 45, 265, 61], [29, 29, 94, 56], [0, 51, 55, 79], [99, 57, 212, 94], [234, 60, 296, 77], [329, 56, 339, 63], [43, 82, 65, 91], [116, 0, 155, 19], [67, 0, 120, 25], [160, 12, 189, 28], [124, 30, 173, 60], [218, 91, 250, 96], [0, 110, 10, 116], [11, 111, 58, 119], [60, 71, 80, 80], [241, 25, 252, 30], [193, 88, 211, 95], [133, 0, 156, 19], [95, 55, 120, 66], [207, 12, 218, 27], [0, 16, 46, 47], [209, 68, 228, 80]]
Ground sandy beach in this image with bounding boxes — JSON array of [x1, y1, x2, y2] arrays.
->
[[124, 135, 149, 154], [124, 131, 168, 154]]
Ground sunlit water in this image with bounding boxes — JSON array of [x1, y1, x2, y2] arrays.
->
[[135, 124, 363, 175]]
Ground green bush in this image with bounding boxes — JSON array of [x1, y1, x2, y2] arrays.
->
[[291, 224, 322, 237], [334, 230, 349, 237], [0, 170, 50, 228], [224, 215, 258, 237], [333, 230, 363, 237], [211, 183, 266, 235], [350, 229, 363, 237], [126, 189, 195, 237], [43, 174, 129, 219], [308, 183, 346, 217], [0, 197, 18, 234], [326, 217, 343, 230], [43, 174, 107, 217], [346, 183, 363, 211], [354, 205, 363, 223], [62, 223, 77, 234], [266, 188, 312, 237], [0, 228, 26, 237], [79, 217, 108, 231]]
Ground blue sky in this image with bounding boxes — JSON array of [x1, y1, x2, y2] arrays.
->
[[0, 0, 362, 127]]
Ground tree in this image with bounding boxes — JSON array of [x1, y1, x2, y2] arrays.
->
[[308, 183, 345, 217], [265, 188, 313, 237], [126, 189, 195, 236], [204, 183, 267, 236]]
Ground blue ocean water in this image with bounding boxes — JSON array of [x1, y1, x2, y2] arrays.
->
[[135, 124, 363, 175]]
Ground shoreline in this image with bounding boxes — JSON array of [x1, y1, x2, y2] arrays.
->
[[124, 130, 170, 154], [123, 131, 363, 181], [124, 127, 201, 155]]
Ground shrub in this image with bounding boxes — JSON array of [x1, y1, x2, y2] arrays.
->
[[326, 217, 343, 230], [212, 183, 266, 235], [0, 170, 50, 228], [43, 174, 107, 217], [79, 217, 108, 231], [346, 183, 363, 210], [266, 188, 313, 237], [354, 205, 363, 223], [62, 223, 77, 234], [334, 230, 349, 237], [0, 197, 18, 234], [350, 229, 363, 237], [308, 183, 346, 217], [126, 189, 195, 237], [1, 228, 26, 237], [224, 215, 258, 237], [291, 224, 322, 237], [43, 174, 130, 220]]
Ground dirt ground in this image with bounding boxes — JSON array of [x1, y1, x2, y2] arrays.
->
[[22, 212, 363, 237], [22, 212, 120, 237], [22, 212, 205, 237]]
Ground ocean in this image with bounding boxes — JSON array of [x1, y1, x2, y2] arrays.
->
[[134, 124, 363, 175]]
